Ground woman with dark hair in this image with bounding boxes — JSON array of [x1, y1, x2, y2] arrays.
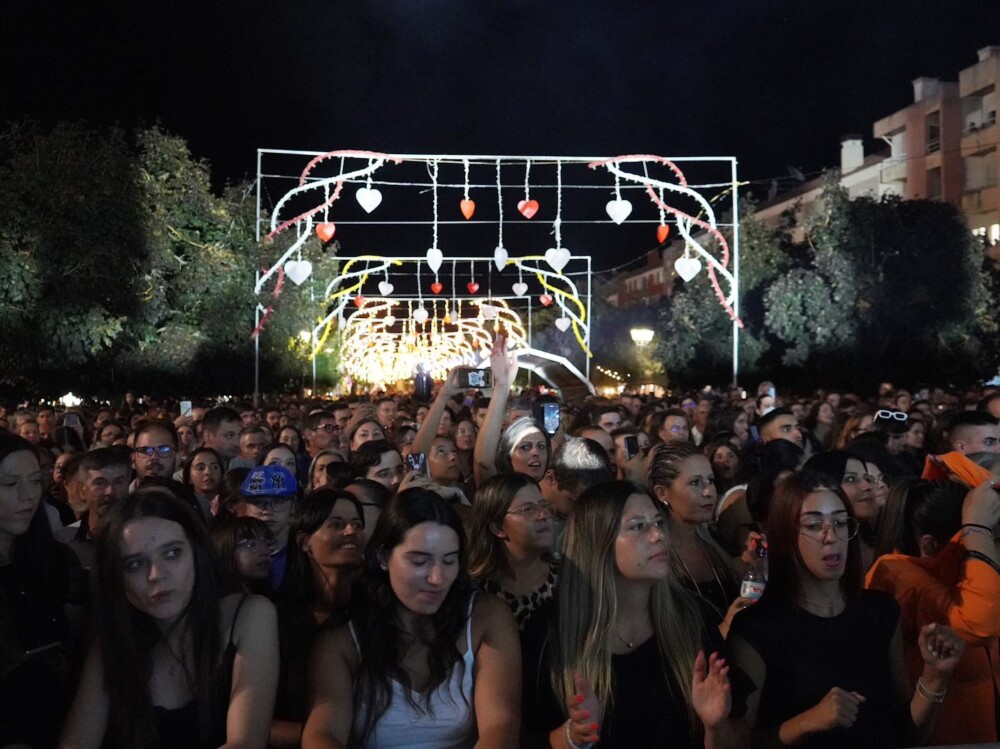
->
[[350, 439, 405, 497], [345, 417, 385, 458], [705, 407, 750, 448], [803, 401, 837, 455], [867, 471, 1000, 744], [278, 425, 304, 456], [454, 416, 478, 485], [182, 446, 223, 521], [803, 449, 879, 572], [302, 488, 521, 748], [262, 442, 299, 476], [521, 480, 736, 748], [60, 487, 279, 749], [271, 489, 365, 748], [308, 449, 350, 493], [647, 441, 756, 634], [0, 434, 87, 748], [211, 516, 274, 593], [728, 471, 965, 748], [344, 479, 393, 545], [469, 472, 558, 630], [706, 438, 743, 494]]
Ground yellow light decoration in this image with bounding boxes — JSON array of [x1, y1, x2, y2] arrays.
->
[[339, 299, 528, 384]]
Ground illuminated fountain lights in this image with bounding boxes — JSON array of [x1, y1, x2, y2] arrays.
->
[[339, 299, 527, 385]]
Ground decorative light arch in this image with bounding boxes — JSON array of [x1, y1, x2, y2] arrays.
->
[[253, 151, 740, 395]]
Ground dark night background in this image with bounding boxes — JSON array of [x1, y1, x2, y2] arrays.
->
[[6, 0, 1000, 191]]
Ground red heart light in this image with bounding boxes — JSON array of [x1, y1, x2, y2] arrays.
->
[[657, 225, 671, 243], [315, 223, 336, 242], [430, 282, 444, 295], [354, 295, 365, 307], [460, 199, 476, 220], [466, 281, 480, 294], [539, 293, 553, 307], [518, 199, 539, 219]]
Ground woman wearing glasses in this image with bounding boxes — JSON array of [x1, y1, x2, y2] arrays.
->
[[728, 471, 965, 748], [271, 489, 365, 749], [211, 516, 274, 593], [469, 473, 558, 630]]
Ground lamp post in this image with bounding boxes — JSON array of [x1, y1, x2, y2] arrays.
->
[[299, 330, 316, 394], [630, 327, 654, 347]]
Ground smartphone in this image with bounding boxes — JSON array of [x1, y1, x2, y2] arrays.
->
[[414, 370, 433, 402], [456, 367, 493, 389], [407, 452, 427, 476], [624, 435, 640, 460], [533, 402, 561, 435], [180, 400, 193, 418], [64, 413, 81, 430]]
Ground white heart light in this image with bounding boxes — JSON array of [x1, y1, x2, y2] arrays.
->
[[284, 260, 313, 285], [426, 248, 444, 273], [356, 187, 382, 213], [481, 304, 497, 320], [544, 247, 571, 272], [555, 317, 571, 332], [674, 256, 703, 282], [512, 282, 528, 296], [378, 281, 394, 296], [605, 199, 633, 225], [412, 306, 429, 324], [493, 246, 508, 272], [384, 315, 397, 327]]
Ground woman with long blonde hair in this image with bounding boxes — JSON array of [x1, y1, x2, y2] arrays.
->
[[521, 480, 738, 748]]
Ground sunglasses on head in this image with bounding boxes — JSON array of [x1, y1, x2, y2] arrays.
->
[[874, 410, 907, 422]]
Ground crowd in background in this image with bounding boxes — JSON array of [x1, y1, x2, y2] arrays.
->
[[3, 334, 1000, 748]]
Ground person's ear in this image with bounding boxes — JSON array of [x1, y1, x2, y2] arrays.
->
[[542, 468, 556, 486], [651, 483, 669, 504], [297, 530, 311, 552], [488, 519, 507, 540], [376, 546, 389, 571], [917, 533, 940, 558]]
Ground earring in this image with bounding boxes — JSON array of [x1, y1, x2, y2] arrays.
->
[[379, 562, 388, 571]]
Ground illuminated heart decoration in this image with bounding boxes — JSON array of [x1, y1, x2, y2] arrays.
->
[[481, 304, 497, 320], [315, 223, 336, 242], [605, 199, 633, 225], [657, 225, 671, 243], [539, 294, 553, 307], [674, 256, 703, 282], [512, 282, 528, 296], [426, 248, 444, 273], [284, 260, 313, 285], [384, 315, 397, 327], [518, 199, 539, 219], [467, 281, 480, 294], [356, 187, 382, 213], [493, 246, 508, 271], [378, 281, 394, 296], [354, 295, 365, 307], [544, 247, 571, 272], [555, 317, 571, 332], [460, 199, 476, 219], [412, 306, 429, 324], [430, 282, 443, 295]]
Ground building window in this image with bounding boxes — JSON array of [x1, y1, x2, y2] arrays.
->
[[991, 224, 1000, 243], [927, 167, 942, 200], [926, 111, 941, 154]]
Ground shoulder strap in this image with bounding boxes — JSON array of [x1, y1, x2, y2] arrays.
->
[[347, 620, 361, 655], [228, 594, 250, 648], [466, 591, 477, 648]]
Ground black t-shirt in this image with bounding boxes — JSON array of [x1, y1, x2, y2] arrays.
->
[[729, 589, 906, 749], [521, 599, 723, 749]]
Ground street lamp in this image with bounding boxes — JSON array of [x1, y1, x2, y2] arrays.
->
[[630, 327, 654, 347]]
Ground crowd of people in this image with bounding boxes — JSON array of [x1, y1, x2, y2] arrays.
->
[[3, 333, 1000, 748]]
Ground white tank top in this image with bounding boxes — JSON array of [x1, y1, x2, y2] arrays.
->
[[348, 594, 477, 749]]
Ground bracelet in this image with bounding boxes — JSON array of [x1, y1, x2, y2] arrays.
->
[[916, 679, 947, 704], [962, 526, 995, 541], [565, 720, 593, 749], [962, 523, 995, 537]]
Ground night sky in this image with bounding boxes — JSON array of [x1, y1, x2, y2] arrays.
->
[[5, 1, 1000, 206]]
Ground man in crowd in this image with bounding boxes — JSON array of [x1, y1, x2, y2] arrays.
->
[[540, 436, 614, 545], [948, 411, 1000, 454], [759, 406, 804, 449], [232, 424, 269, 469], [132, 419, 179, 489], [201, 406, 242, 468]]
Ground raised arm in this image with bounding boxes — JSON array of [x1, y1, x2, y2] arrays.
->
[[222, 594, 280, 749], [474, 335, 519, 486], [411, 368, 462, 458], [301, 627, 357, 749]]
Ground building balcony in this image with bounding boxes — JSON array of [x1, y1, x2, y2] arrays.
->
[[880, 159, 909, 184], [962, 117, 999, 154], [963, 183, 1000, 215]]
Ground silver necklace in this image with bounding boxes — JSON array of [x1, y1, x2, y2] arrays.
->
[[612, 627, 637, 649]]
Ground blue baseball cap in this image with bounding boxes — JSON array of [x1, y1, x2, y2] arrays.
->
[[240, 465, 297, 498]]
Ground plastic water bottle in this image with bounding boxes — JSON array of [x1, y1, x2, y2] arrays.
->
[[740, 539, 768, 601]]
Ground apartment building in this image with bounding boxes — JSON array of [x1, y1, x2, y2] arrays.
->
[[960, 46, 1000, 242]]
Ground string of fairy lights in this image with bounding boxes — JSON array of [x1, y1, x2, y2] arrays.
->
[[254, 151, 740, 387]]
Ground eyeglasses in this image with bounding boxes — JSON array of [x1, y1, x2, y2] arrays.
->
[[247, 497, 291, 513], [506, 501, 553, 519], [865, 473, 887, 487], [134, 445, 174, 458], [327, 518, 364, 532], [874, 410, 907, 422], [799, 517, 859, 541], [316, 424, 342, 434], [236, 538, 270, 552]]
